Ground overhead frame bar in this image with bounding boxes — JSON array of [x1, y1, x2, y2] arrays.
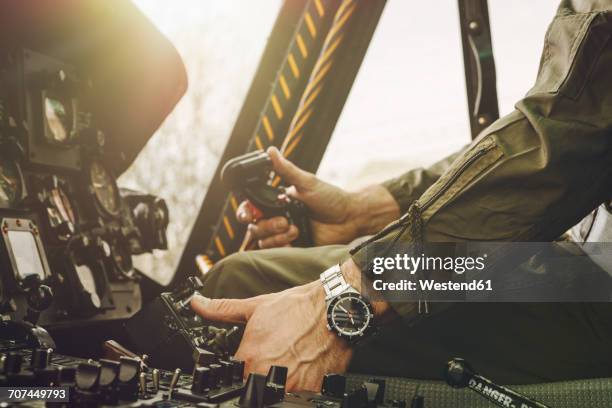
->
[[457, 0, 499, 139]]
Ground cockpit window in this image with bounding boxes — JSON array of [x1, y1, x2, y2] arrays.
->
[[118, 0, 282, 285], [317, 0, 557, 189]]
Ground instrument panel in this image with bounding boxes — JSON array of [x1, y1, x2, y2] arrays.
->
[[0, 48, 168, 328], [0, 155, 24, 208]]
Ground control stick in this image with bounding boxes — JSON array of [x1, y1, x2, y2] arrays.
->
[[221, 150, 313, 248], [22, 275, 54, 325], [445, 358, 551, 408]]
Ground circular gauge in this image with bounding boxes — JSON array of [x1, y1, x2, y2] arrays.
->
[[75, 264, 102, 309], [89, 161, 120, 217], [50, 186, 76, 228], [44, 95, 73, 144], [0, 158, 23, 208], [112, 240, 134, 279]]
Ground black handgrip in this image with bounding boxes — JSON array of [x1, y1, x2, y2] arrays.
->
[[445, 358, 551, 408], [222, 151, 314, 247]]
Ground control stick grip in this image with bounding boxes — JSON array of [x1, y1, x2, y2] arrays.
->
[[445, 358, 551, 408]]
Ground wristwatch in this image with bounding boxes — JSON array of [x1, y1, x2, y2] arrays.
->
[[320, 264, 375, 343]]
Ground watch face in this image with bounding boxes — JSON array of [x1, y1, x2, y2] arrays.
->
[[327, 292, 374, 341]]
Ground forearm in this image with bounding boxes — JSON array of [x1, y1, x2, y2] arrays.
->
[[346, 185, 400, 237], [344, 147, 466, 238]]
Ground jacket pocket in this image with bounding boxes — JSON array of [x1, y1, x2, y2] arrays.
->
[[418, 137, 504, 223], [529, 11, 610, 98]]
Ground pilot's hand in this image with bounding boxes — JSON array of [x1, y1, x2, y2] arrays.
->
[[236, 146, 362, 248], [191, 259, 393, 391]]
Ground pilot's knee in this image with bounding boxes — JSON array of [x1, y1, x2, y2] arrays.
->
[[200, 252, 255, 299]]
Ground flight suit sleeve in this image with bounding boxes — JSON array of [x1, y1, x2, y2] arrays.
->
[[381, 148, 465, 214], [351, 5, 612, 321]]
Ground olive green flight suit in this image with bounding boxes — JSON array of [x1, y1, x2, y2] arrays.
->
[[201, 0, 612, 383]]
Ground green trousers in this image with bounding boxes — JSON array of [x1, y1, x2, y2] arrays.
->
[[201, 245, 612, 384]]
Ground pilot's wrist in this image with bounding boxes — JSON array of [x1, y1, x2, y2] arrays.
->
[[340, 259, 394, 321]]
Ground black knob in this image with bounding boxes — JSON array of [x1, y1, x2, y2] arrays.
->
[[3, 352, 23, 374], [231, 358, 245, 382], [265, 365, 287, 388], [193, 347, 216, 367], [57, 366, 76, 386], [118, 356, 141, 401], [321, 373, 346, 398], [75, 362, 100, 391], [208, 363, 222, 389], [239, 373, 266, 408], [445, 358, 473, 388], [31, 348, 50, 370], [341, 386, 369, 408], [410, 395, 424, 408], [219, 360, 234, 386], [191, 366, 211, 394], [263, 366, 287, 405], [27, 284, 54, 311]]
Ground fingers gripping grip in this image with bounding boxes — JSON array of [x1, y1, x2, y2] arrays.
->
[[221, 151, 313, 247]]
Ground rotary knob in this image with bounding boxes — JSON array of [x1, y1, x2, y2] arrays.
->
[[191, 366, 211, 395]]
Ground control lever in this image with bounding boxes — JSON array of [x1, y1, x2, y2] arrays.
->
[[21, 275, 54, 325], [172, 276, 204, 314], [102, 340, 149, 371], [445, 358, 551, 408], [221, 150, 313, 248]]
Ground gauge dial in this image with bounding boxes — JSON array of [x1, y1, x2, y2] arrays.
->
[[44, 95, 72, 143], [0, 158, 23, 208], [112, 241, 134, 279], [50, 186, 76, 226], [75, 264, 101, 309], [90, 161, 120, 217]]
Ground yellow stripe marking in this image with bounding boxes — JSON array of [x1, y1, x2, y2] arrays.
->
[[313, 34, 344, 74], [294, 85, 322, 125], [288, 53, 300, 78], [283, 108, 314, 150], [262, 116, 274, 141], [271, 175, 281, 188], [336, 0, 352, 20], [328, 3, 356, 41], [214, 237, 226, 257], [271, 94, 283, 119], [284, 133, 304, 158], [279, 75, 291, 99], [314, 0, 325, 16], [296, 34, 308, 58], [223, 216, 235, 239], [255, 135, 264, 150], [304, 12, 317, 38], [304, 60, 333, 97], [230, 195, 239, 212]]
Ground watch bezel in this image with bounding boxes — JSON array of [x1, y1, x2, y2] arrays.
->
[[326, 291, 375, 343]]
